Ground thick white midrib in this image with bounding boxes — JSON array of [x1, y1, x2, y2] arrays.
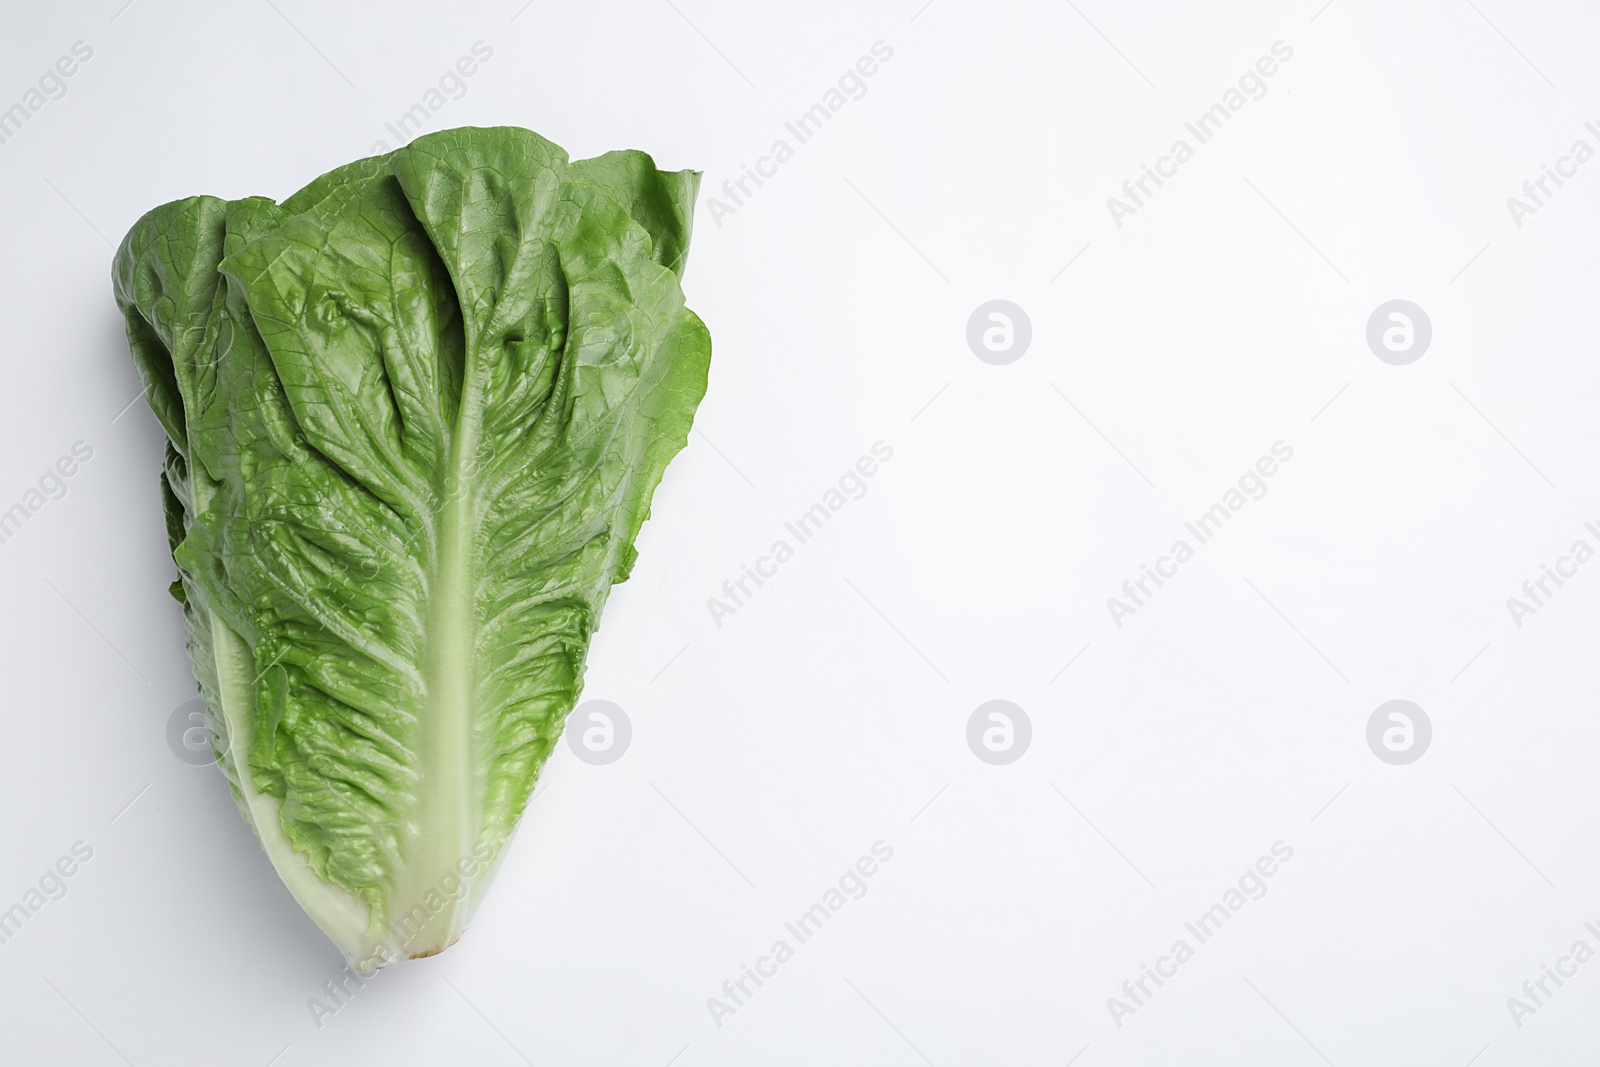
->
[[189, 464, 371, 965], [202, 438, 483, 964], [395, 364, 484, 958], [211, 615, 372, 961], [190, 330, 488, 963]]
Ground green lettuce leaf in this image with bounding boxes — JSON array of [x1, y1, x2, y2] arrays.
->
[[113, 126, 710, 968]]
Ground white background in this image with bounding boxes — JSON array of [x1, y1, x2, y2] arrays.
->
[[2, 0, 1599, 1063]]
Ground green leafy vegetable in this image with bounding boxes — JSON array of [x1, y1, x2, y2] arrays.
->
[[113, 126, 710, 968]]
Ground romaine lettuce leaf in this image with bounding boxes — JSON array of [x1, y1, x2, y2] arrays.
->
[[113, 126, 710, 968]]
